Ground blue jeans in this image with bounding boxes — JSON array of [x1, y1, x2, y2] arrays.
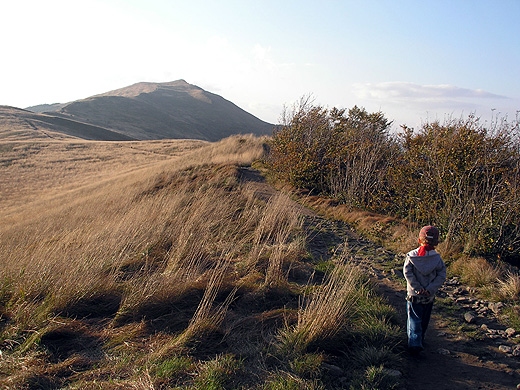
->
[[406, 300, 433, 349]]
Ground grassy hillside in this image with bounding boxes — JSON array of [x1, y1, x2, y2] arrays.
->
[[0, 138, 206, 213], [0, 135, 403, 389]]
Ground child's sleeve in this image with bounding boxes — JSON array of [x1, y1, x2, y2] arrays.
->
[[403, 256, 421, 292], [426, 259, 447, 295]]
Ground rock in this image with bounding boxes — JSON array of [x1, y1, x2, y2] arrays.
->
[[382, 368, 402, 377], [322, 363, 344, 376], [481, 324, 489, 332], [506, 328, 516, 338], [499, 345, 512, 354], [445, 277, 460, 286], [464, 311, 477, 323], [454, 286, 468, 295], [437, 348, 451, 355], [513, 346, 520, 357], [488, 302, 505, 314]]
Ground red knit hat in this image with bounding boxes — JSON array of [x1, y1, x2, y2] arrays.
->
[[419, 225, 439, 245]]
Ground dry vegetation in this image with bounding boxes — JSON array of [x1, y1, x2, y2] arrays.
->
[[267, 100, 520, 335], [268, 101, 520, 260], [0, 135, 400, 389], [0, 139, 207, 212]]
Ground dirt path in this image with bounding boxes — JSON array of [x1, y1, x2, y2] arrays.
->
[[240, 167, 520, 390], [377, 276, 519, 390]]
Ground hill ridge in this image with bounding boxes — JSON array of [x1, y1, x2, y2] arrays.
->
[[92, 80, 195, 99], [20, 80, 274, 141]]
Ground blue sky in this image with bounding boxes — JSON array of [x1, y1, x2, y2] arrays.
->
[[2, 0, 519, 129]]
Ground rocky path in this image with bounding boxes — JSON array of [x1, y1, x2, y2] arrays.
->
[[240, 167, 520, 389], [307, 214, 520, 390]]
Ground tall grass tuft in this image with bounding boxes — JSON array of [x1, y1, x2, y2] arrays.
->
[[167, 259, 238, 353], [450, 255, 501, 287], [277, 251, 364, 354], [497, 271, 520, 301], [251, 193, 305, 286]]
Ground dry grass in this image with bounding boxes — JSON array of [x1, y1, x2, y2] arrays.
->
[[0, 135, 265, 304], [0, 134, 402, 389], [0, 139, 207, 212], [496, 271, 520, 301], [450, 255, 501, 287], [0, 135, 295, 387], [277, 252, 364, 354], [249, 192, 306, 286]]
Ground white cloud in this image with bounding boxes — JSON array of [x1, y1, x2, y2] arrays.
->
[[349, 82, 518, 128], [353, 82, 508, 103]]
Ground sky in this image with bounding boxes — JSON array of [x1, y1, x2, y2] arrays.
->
[[2, 0, 519, 130]]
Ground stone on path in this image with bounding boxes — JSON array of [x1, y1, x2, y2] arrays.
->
[[464, 311, 477, 323], [499, 345, 512, 354]]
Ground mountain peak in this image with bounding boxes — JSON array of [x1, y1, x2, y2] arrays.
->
[[21, 80, 274, 141], [93, 79, 199, 99]]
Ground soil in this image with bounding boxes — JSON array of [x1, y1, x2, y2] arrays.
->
[[240, 167, 520, 390]]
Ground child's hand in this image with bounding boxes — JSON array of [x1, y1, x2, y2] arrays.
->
[[415, 288, 431, 296]]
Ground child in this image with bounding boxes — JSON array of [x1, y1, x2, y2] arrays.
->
[[403, 225, 446, 354]]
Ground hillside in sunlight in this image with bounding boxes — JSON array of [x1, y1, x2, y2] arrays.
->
[[0, 135, 408, 389], [1, 134, 520, 388]]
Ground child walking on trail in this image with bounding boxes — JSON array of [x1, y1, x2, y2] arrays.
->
[[403, 225, 446, 354]]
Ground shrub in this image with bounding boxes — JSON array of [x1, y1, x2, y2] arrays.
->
[[268, 103, 520, 258], [267, 98, 395, 209], [390, 114, 520, 257]]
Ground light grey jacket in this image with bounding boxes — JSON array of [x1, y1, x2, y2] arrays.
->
[[403, 248, 446, 298]]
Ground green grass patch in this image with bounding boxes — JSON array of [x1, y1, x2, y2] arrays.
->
[[193, 354, 242, 390], [151, 355, 193, 379], [262, 373, 324, 390]]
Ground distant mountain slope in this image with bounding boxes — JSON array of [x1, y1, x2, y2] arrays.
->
[[0, 106, 135, 141], [28, 80, 274, 141], [25, 103, 66, 113]]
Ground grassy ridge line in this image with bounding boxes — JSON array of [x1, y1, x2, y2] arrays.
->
[[0, 135, 267, 318]]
